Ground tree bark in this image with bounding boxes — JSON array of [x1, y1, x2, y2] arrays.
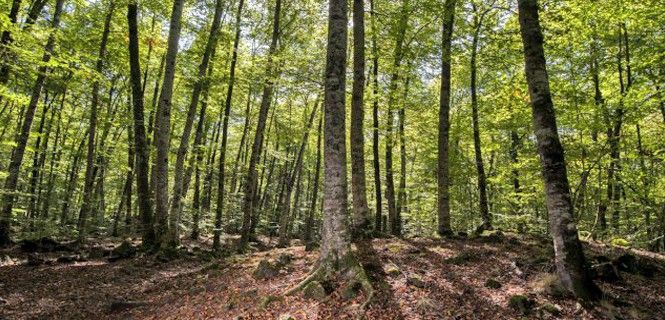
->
[[154, 0, 186, 248], [127, 0, 156, 247], [438, 0, 456, 237], [0, 0, 22, 84], [304, 114, 323, 250], [0, 0, 65, 247], [517, 0, 600, 301], [369, 0, 382, 234], [350, 0, 371, 238], [470, 9, 491, 232]]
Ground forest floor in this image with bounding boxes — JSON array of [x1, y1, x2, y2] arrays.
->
[[1, 232, 664, 320]]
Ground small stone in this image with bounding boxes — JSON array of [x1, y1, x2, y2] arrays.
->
[[541, 303, 562, 316], [508, 295, 535, 315], [253, 260, 280, 279], [385, 264, 400, 277], [484, 278, 502, 289], [302, 281, 327, 301], [108, 241, 137, 262], [276, 253, 293, 266], [279, 314, 296, 320], [407, 275, 427, 288], [258, 295, 282, 309]]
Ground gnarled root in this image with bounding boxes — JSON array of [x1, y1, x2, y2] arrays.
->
[[284, 254, 375, 311]]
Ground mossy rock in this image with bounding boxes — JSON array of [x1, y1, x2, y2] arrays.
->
[[253, 260, 280, 280], [302, 280, 327, 301], [541, 303, 562, 316], [276, 253, 294, 267], [484, 278, 502, 289], [535, 274, 569, 298], [108, 240, 137, 262], [258, 294, 283, 309], [341, 281, 362, 300], [385, 264, 400, 277], [508, 295, 535, 315]]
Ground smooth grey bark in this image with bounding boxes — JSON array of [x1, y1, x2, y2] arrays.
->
[[350, 0, 371, 238], [154, 0, 186, 248], [438, 0, 456, 237], [517, 0, 600, 301], [239, 0, 281, 248], [170, 0, 225, 247], [127, 0, 155, 247], [386, 0, 409, 237], [0, 0, 65, 246], [78, 2, 115, 242]]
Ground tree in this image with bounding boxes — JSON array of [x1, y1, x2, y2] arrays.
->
[[154, 0, 186, 248], [127, 0, 155, 248], [438, 0, 456, 237], [287, 0, 372, 302], [351, 0, 371, 238], [517, 0, 600, 300]]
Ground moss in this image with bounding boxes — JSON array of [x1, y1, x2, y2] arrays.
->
[[302, 280, 327, 301], [508, 295, 535, 315], [610, 238, 631, 248], [484, 278, 502, 289], [258, 294, 283, 309]]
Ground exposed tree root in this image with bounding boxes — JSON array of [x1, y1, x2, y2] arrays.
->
[[285, 254, 375, 310]]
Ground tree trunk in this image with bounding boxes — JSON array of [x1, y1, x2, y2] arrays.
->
[[517, 0, 600, 301], [438, 0, 456, 237], [386, 0, 409, 237], [369, 0, 382, 234], [78, 2, 115, 242], [127, 0, 156, 247], [470, 13, 491, 232], [0, 0, 65, 247], [154, 0, 186, 248], [350, 0, 371, 238], [396, 77, 408, 222], [239, 0, 282, 248]]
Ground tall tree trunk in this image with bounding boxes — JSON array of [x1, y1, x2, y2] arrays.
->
[[350, 0, 371, 238], [470, 11, 491, 232], [171, 0, 225, 247], [78, 2, 115, 242], [27, 93, 51, 228], [517, 0, 600, 301], [438, 0, 456, 237], [154, 0, 186, 248], [230, 89, 254, 194], [396, 77, 408, 220], [0, 0, 65, 247], [239, 0, 282, 248], [386, 0, 409, 237], [213, 0, 245, 250], [369, 0, 383, 234], [127, 0, 156, 247]]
